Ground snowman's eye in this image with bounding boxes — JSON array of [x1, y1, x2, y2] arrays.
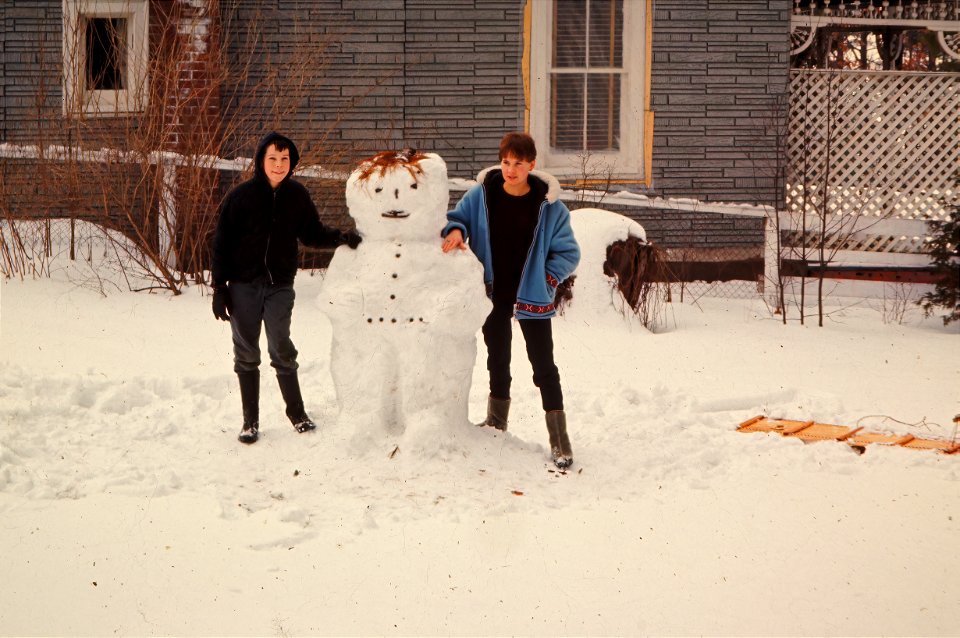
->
[[374, 187, 383, 193], [410, 183, 418, 190]]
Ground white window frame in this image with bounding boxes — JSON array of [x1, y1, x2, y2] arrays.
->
[[529, 0, 646, 178], [63, 0, 149, 116]]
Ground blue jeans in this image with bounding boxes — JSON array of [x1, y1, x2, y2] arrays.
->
[[228, 280, 298, 375]]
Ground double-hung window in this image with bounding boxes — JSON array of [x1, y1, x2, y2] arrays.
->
[[529, 0, 646, 177], [63, 0, 149, 115]]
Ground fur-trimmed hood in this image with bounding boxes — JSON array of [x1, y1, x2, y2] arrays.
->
[[443, 164, 580, 319], [475, 166, 561, 204]]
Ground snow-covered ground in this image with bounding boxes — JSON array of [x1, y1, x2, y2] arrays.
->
[[0, 220, 958, 636]]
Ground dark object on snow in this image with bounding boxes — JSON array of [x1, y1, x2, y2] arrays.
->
[[604, 237, 667, 313], [546, 410, 572, 469], [237, 370, 259, 443], [479, 395, 510, 431], [238, 422, 259, 444], [553, 235, 667, 328], [277, 373, 316, 433]]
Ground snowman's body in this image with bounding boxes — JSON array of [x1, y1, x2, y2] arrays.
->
[[318, 151, 489, 447]]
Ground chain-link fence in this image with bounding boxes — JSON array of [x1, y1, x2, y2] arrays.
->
[[661, 246, 765, 302]]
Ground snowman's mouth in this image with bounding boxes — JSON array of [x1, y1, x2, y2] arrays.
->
[[381, 210, 409, 218]]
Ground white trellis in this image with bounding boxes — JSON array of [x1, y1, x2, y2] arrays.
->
[[785, 69, 959, 257]]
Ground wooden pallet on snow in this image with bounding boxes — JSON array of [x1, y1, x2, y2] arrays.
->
[[737, 416, 960, 455]]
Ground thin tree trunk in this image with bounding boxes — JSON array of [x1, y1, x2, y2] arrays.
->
[[817, 72, 837, 328]]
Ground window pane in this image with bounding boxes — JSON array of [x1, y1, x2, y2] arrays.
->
[[551, 73, 584, 151], [546, 0, 625, 156], [85, 17, 126, 91], [588, 0, 623, 68], [586, 73, 621, 151], [553, 0, 586, 68]]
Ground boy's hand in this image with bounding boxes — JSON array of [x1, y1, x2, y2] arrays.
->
[[212, 286, 231, 321], [442, 229, 466, 253], [341, 229, 363, 249]]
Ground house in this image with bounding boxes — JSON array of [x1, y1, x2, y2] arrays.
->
[[9, 1, 952, 298]]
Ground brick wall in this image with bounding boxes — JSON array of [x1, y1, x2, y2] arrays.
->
[[650, 0, 791, 207], [152, 0, 221, 153]]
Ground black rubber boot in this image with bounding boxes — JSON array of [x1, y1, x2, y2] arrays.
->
[[277, 373, 316, 433], [237, 370, 260, 444], [545, 410, 572, 469], [479, 395, 510, 431]]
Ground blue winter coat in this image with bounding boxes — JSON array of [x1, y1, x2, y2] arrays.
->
[[443, 167, 580, 319]]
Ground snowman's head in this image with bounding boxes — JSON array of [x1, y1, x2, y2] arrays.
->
[[345, 149, 449, 241]]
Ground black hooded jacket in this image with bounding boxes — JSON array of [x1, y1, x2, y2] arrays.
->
[[211, 132, 343, 287]]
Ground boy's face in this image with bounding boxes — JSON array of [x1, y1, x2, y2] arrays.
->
[[263, 144, 291, 188], [500, 153, 535, 190]]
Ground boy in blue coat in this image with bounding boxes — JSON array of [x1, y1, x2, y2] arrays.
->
[[441, 132, 580, 468]]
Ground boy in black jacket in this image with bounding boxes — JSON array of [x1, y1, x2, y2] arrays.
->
[[211, 131, 360, 444]]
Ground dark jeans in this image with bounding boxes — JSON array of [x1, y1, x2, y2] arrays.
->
[[228, 280, 298, 375], [482, 301, 563, 412]]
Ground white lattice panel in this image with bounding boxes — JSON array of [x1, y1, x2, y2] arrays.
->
[[778, 213, 932, 255], [787, 70, 959, 253]]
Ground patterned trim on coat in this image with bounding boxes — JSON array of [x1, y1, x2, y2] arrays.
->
[[516, 302, 555, 315]]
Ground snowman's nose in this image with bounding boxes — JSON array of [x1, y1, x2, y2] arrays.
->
[[394, 188, 399, 198]]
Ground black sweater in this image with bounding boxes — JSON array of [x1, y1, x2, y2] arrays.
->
[[211, 132, 343, 287], [484, 171, 547, 304]]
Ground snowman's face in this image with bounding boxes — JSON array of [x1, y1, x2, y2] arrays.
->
[[345, 153, 449, 241]]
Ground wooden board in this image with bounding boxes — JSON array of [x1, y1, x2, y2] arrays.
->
[[738, 416, 960, 455]]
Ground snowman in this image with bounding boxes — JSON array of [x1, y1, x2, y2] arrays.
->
[[318, 150, 490, 450]]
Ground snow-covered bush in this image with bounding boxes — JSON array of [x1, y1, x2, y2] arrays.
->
[[562, 207, 667, 331]]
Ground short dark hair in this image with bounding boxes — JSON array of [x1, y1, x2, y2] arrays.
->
[[499, 132, 537, 162], [266, 138, 291, 154]]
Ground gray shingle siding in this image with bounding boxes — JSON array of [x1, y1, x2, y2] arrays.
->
[[0, 3, 5, 141], [0, 1, 63, 144], [219, 1, 525, 175], [2, 1, 786, 252], [227, 0, 786, 211], [569, 203, 764, 250], [650, 0, 791, 208]]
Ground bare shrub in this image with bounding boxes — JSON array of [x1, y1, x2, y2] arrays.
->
[[880, 283, 917, 325], [1, 1, 366, 291], [605, 237, 669, 329]]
